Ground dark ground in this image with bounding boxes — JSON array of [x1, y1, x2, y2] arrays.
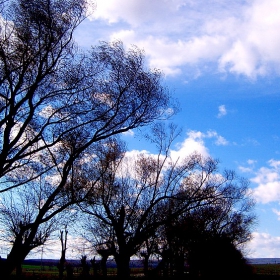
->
[[2, 260, 280, 280]]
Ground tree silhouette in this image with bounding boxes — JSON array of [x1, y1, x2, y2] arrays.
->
[[0, 1, 173, 276], [58, 225, 68, 280], [188, 235, 254, 280], [80, 255, 90, 278], [160, 186, 256, 277], [0, 0, 88, 192], [80, 124, 254, 278]]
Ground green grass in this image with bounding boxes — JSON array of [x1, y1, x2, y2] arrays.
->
[[8, 263, 280, 279], [22, 264, 57, 270], [15, 264, 59, 278], [18, 265, 119, 278]]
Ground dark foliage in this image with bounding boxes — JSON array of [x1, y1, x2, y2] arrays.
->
[[188, 236, 254, 280]]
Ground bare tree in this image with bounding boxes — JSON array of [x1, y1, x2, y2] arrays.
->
[[0, 0, 88, 191], [0, 185, 58, 276], [0, 0, 173, 193], [58, 225, 68, 280], [79, 124, 253, 278], [0, 1, 173, 275], [140, 236, 160, 276]]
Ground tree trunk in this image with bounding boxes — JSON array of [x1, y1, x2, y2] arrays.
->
[[174, 252, 185, 277], [115, 253, 131, 279], [59, 227, 68, 280], [142, 254, 149, 276], [2, 240, 29, 278], [2, 222, 41, 277], [16, 262, 22, 278], [58, 250, 66, 280], [101, 255, 109, 277]]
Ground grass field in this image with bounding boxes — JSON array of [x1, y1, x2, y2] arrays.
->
[[14, 264, 121, 278], [6, 263, 280, 279], [252, 264, 280, 276]]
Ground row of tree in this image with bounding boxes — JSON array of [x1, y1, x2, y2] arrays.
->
[[76, 125, 255, 278], [0, 0, 255, 279]]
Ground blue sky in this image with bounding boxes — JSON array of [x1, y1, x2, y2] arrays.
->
[[70, 0, 280, 258]]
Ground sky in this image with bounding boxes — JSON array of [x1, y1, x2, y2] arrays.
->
[[71, 0, 280, 259], [7, 0, 279, 260]]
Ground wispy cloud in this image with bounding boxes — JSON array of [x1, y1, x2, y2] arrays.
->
[[122, 130, 135, 137], [205, 130, 229, 146], [217, 105, 227, 118], [272, 209, 280, 220], [239, 159, 257, 173]]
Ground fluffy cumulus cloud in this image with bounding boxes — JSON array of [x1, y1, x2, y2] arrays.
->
[[123, 130, 227, 168], [86, 0, 280, 78], [247, 232, 280, 258], [88, 0, 186, 26], [250, 159, 280, 204], [170, 130, 210, 161], [170, 130, 228, 162]]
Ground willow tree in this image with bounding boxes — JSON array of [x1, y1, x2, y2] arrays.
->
[[0, 0, 173, 276], [80, 124, 255, 278]]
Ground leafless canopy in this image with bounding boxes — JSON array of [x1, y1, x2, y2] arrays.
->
[[0, 0, 173, 193], [79, 124, 255, 278], [0, 1, 174, 276]]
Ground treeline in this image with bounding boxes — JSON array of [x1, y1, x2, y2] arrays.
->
[[0, 1, 255, 279]]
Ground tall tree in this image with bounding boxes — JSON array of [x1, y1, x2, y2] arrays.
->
[[58, 225, 68, 280], [0, 1, 173, 276], [0, 0, 173, 193], [0, 0, 88, 191], [0, 185, 58, 275]]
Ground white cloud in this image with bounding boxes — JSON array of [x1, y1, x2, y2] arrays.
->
[[109, 31, 228, 76], [268, 159, 280, 169], [215, 135, 228, 146], [247, 232, 280, 258], [217, 105, 227, 118], [253, 181, 280, 204], [239, 166, 254, 173], [239, 160, 257, 173], [248, 159, 257, 165], [251, 159, 280, 203], [122, 132, 210, 169], [89, 0, 186, 26], [171, 130, 210, 161], [125, 149, 151, 160], [122, 129, 135, 137], [170, 129, 228, 162], [122, 129, 227, 168], [85, 0, 280, 78], [206, 130, 229, 146], [272, 209, 280, 220]]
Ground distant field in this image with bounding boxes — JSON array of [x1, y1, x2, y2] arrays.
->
[[16, 264, 120, 278], [252, 264, 280, 276], [7, 263, 280, 279]]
